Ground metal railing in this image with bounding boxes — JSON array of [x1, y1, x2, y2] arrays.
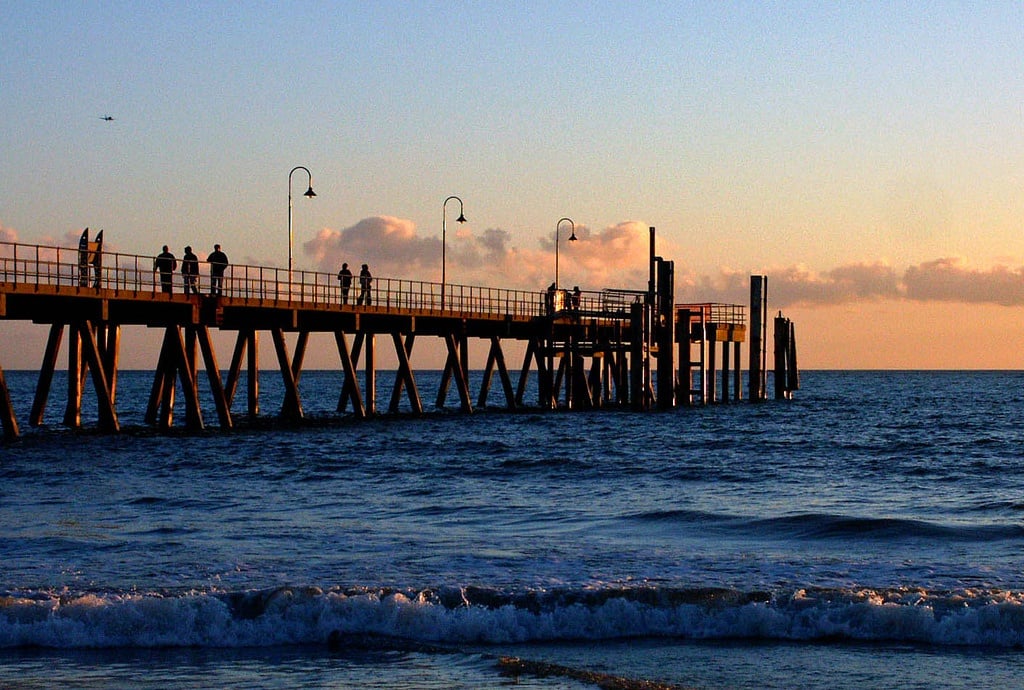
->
[[677, 302, 747, 326], [0, 239, 597, 320]]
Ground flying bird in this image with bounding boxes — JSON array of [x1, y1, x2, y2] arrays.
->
[[99, 115, 115, 121]]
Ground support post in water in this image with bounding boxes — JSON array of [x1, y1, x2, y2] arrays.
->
[[749, 275, 768, 401], [774, 311, 799, 400]]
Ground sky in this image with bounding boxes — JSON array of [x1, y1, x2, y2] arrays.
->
[[3, 1, 1024, 369]]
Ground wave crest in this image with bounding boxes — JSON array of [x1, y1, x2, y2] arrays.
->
[[4, 585, 1024, 650]]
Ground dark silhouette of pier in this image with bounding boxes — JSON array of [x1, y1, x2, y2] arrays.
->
[[0, 231, 783, 439]]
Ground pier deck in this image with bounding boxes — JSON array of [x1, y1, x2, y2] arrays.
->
[[0, 238, 762, 438]]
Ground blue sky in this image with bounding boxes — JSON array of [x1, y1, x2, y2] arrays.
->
[[4, 2, 1024, 367]]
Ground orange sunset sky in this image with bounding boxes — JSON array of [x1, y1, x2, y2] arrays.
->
[[3, 3, 1024, 369]]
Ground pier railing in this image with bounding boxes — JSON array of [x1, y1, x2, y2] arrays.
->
[[678, 302, 747, 326], [0, 239, 618, 320]]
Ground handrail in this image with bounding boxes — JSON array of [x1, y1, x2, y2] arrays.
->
[[0, 239, 617, 320], [676, 302, 747, 327]]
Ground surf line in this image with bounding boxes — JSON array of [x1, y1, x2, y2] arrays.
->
[[326, 631, 688, 690]]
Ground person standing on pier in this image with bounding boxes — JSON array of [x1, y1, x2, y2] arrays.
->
[[154, 245, 177, 294], [357, 264, 372, 306], [208, 244, 229, 296], [337, 262, 353, 304], [181, 246, 199, 295]]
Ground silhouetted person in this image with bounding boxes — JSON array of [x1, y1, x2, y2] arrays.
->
[[546, 282, 557, 315], [154, 245, 177, 294], [337, 262, 353, 304], [208, 243, 229, 296], [181, 246, 199, 295], [357, 264, 372, 306], [571, 286, 581, 311]]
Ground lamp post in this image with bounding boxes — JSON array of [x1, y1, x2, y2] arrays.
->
[[555, 217, 577, 291], [288, 166, 317, 280], [441, 195, 466, 309]]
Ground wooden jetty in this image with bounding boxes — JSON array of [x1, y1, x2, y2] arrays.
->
[[0, 231, 787, 439]]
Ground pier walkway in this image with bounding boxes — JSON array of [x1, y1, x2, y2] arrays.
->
[[0, 238, 756, 438]]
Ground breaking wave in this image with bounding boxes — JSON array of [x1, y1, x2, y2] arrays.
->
[[4, 584, 1024, 650]]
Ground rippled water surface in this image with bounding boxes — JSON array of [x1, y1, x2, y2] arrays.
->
[[2, 370, 1024, 689]]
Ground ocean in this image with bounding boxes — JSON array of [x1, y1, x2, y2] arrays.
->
[[2, 370, 1024, 689]]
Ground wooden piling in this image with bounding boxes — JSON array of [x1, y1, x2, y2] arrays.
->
[[63, 325, 83, 428], [721, 340, 731, 402], [195, 325, 233, 428], [364, 331, 377, 416], [77, 321, 119, 432], [630, 302, 646, 411], [479, 336, 515, 410], [246, 330, 259, 418], [272, 328, 304, 421], [390, 333, 423, 414], [732, 342, 743, 401], [334, 331, 365, 418], [655, 258, 675, 410], [0, 361, 19, 440], [749, 275, 768, 401], [774, 312, 799, 400], [30, 324, 64, 427]]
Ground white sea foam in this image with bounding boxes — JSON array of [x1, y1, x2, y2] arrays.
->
[[4, 586, 1024, 650]]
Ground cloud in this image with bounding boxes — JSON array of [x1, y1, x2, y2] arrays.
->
[[0, 223, 17, 243], [304, 216, 656, 292], [687, 258, 1024, 309], [302, 218, 1024, 308], [772, 262, 902, 306], [303, 216, 437, 276], [904, 257, 1024, 306]]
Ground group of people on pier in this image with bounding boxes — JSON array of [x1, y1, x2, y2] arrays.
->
[[151, 244, 374, 305], [153, 244, 228, 296], [336, 262, 373, 305]]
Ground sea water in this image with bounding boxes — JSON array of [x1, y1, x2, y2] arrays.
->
[[1, 370, 1024, 689]]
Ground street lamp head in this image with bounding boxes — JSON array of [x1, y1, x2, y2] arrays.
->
[[304, 185, 316, 198], [569, 229, 578, 241], [456, 211, 467, 223]]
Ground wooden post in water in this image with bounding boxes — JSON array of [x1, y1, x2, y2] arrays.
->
[[0, 361, 19, 440], [748, 275, 768, 401], [655, 258, 675, 410], [246, 330, 259, 418], [334, 331, 365, 417], [63, 325, 82, 428], [721, 340, 731, 402], [78, 321, 119, 432], [391, 333, 423, 414], [773, 312, 799, 400], [630, 301, 648, 411], [707, 330, 718, 403], [696, 308, 707, 405], [30, 324, 64, 427], [787, 321, 800, 394], [364, 330, 376, 416], [195, 325, 233, 428], [226, 329, 260, 417], [677, 309, 692, 406], [732, 342, 743, 401], [272, 328, 304, 421]]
